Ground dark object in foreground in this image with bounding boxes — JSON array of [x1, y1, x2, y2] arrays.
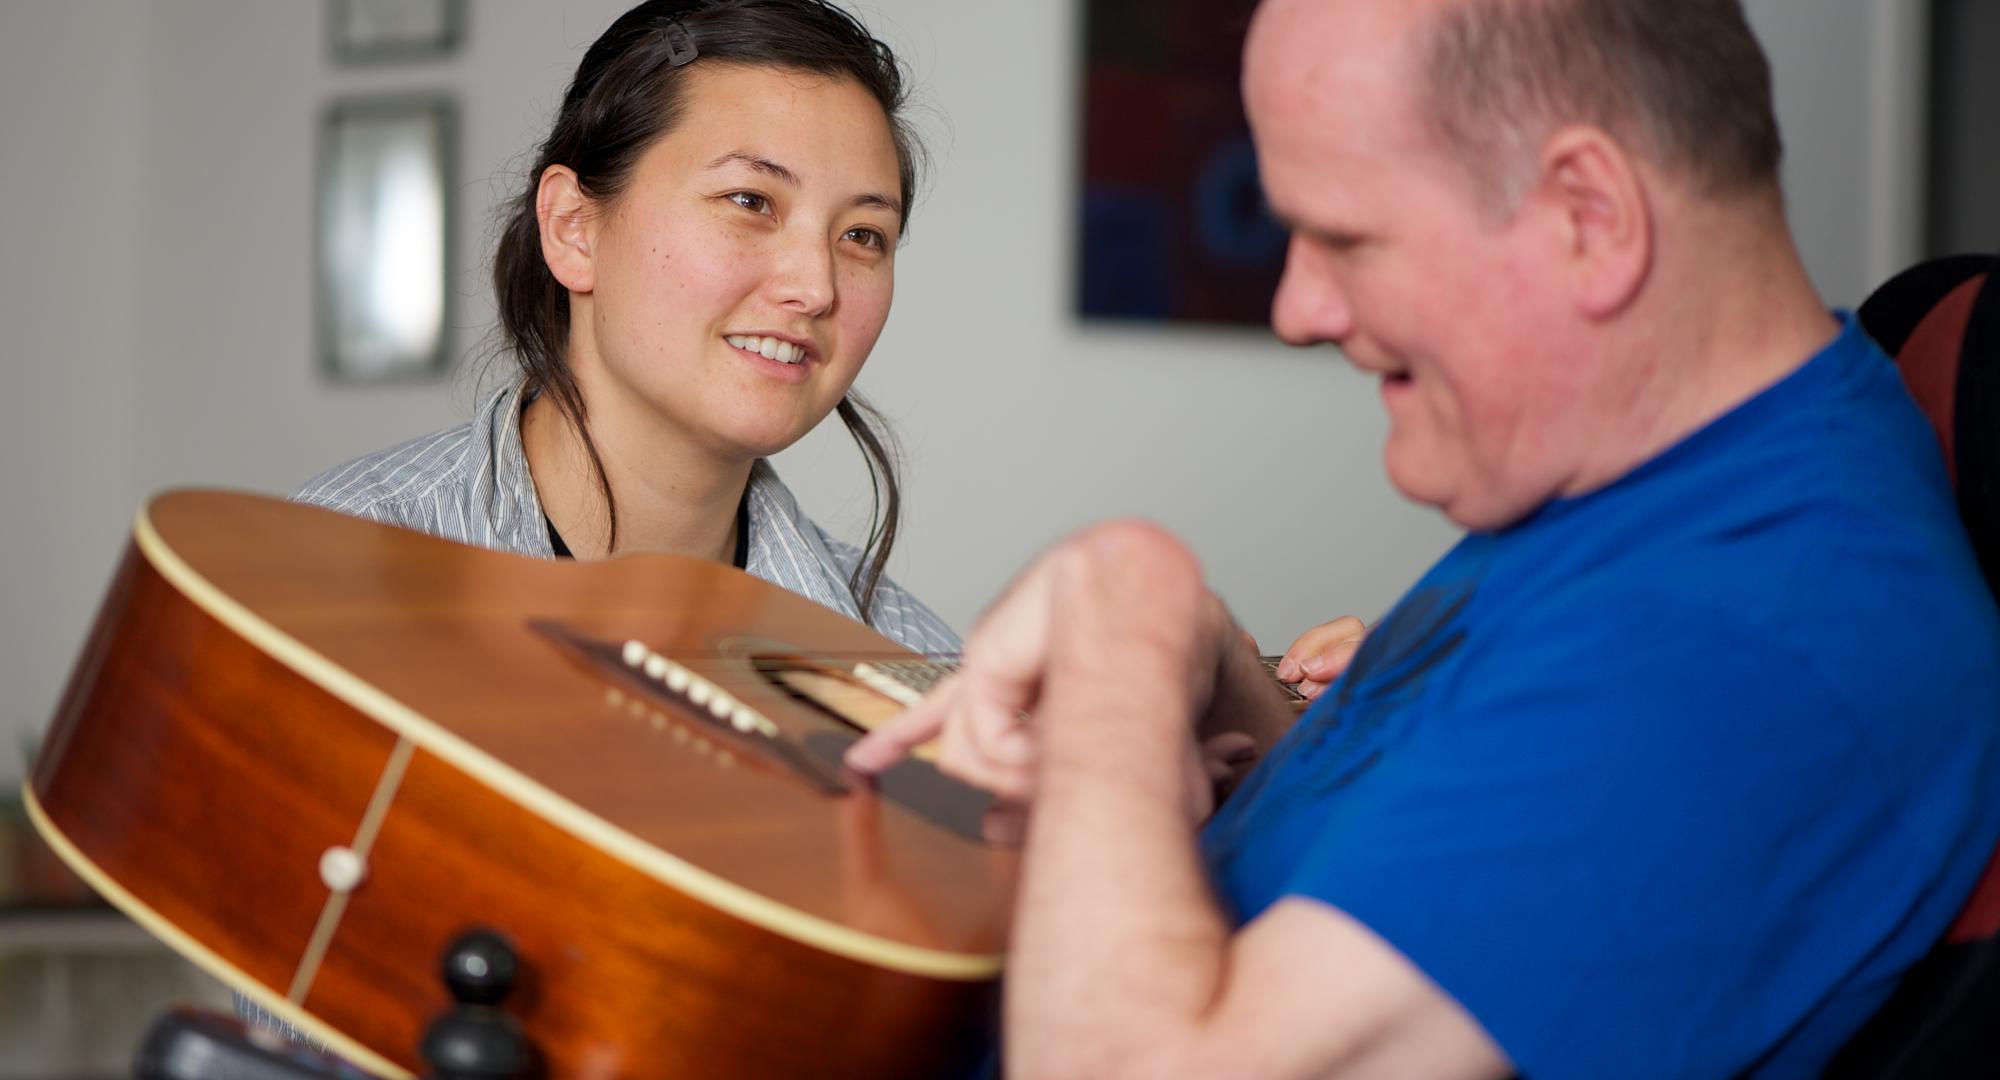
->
[[134, 1008, 372, 1080]]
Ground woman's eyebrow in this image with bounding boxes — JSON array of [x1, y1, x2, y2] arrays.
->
[[708, 150, 800, 186], [852, 192, 901, 217], [708, 149, 899, 217]]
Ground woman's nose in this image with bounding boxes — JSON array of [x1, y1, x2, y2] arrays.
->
[[766, 235, 837, 316]]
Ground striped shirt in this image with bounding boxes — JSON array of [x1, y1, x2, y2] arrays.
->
[[292, 379, 960, 654]]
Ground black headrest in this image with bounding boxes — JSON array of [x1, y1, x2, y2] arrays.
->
[[1858, 253, 2000, 600]]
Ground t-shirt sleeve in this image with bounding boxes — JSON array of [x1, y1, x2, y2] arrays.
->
[[1279, 590, 1941, 1078]]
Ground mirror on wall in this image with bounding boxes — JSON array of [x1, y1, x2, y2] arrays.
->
[[315, 95, 455, 383], [328, 0, 464, 64]]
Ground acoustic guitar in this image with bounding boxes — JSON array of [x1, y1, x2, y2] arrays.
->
[[27, 490, 1018, 1079]]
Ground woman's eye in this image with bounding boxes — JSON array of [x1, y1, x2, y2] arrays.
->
[[844, 227, 888, 251], [727, 191, 772, 215]]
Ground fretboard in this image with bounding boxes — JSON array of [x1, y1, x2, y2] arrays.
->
[[848, 655, 1308, 705]]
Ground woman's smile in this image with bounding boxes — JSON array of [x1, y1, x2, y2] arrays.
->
[[725, 332, 812, 366]]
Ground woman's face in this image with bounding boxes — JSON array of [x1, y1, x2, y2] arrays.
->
[[571, 63, 904, 462]]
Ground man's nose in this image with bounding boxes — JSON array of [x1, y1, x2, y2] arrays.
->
[[1270, 235, 1352, 346]]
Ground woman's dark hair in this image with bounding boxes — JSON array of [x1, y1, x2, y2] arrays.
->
[[492, 0, 924, 621]]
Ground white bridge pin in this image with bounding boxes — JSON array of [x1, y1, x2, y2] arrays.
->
[[319, 846, 367, 894]]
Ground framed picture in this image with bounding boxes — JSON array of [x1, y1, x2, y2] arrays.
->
[[1076, 0, 1283, 325], [315, 95, 456, 383], [328, 0, 465, 65]]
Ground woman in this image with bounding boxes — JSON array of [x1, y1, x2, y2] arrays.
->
[[297, 0, 956, 654]]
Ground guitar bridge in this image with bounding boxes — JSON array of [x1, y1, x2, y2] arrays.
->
[[529, 619, 851, 795]]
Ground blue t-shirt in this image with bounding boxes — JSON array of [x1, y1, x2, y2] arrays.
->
[[1202, 314, 2000, 1078]]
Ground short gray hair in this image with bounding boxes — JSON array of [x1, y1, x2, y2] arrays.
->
[[1419, 0, 1783, 211]]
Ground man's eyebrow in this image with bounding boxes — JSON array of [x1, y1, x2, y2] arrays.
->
[[1264, 204, 1321, 238], [1275, 209, 1365, 248], [708, 151, 800, 187]]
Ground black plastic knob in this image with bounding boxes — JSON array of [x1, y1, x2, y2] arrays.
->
[[440, 928, 522, 1007], [419, 928, 542, 1080]]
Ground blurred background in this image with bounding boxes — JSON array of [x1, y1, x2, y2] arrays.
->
[[0, 0, 1989, 1075]]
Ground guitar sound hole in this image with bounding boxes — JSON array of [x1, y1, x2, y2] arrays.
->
[[748, 656, 899, 736]]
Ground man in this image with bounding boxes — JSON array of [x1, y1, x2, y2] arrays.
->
[[851, 0, 2000, 1075]]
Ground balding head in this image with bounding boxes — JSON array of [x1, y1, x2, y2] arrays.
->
[[1248, 0, 1782, 215], [1418, 0, 1781, 211]]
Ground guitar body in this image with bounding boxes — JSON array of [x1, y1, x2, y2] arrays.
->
[[28, 490, 1014, 1079]]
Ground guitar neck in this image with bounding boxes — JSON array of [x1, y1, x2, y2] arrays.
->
[[848, 655, 1308, 705]]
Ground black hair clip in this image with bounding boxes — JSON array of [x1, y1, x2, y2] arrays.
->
[[663, 20, 698, 67]]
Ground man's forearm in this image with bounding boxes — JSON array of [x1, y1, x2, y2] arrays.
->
[[1006, 678, 1234, 1078]]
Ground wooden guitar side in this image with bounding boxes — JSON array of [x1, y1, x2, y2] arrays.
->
[[29, 491, 1014, 1078]]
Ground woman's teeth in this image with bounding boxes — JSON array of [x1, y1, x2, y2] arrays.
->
[[726, 335, 805, 365]]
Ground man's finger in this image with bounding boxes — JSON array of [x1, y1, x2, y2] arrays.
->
[[938, 711, 1038, 801], [966, 702, 1035, 769], [845, 693, 950, 774], [1275, 616, 1369, 682]]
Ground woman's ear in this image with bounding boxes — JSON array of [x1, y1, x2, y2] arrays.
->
[[1532, 125, 1653, 320], [537, 164, 596, 294]]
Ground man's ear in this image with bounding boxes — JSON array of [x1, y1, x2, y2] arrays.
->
[[537, 164, 596, 294], [1532, 125, 1652, 320]]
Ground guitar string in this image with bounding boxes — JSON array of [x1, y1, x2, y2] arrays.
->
[[287, 735, 418, 1004], [858, 655, 1306, 701], [850, 654, 1299, 676]]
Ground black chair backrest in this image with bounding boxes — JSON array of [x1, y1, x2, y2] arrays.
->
[[1827, 253, 2000, 1078], [1857, 253, 2000, 598]]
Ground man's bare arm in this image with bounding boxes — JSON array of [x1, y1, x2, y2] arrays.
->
[[1004, 521, 1508, 1080]]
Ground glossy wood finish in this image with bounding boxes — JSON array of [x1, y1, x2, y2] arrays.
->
[[31, 490, 1014, 1078], [34, 544, 396, 998]]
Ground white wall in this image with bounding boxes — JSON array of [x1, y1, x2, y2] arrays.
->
[[0, 0, 1929, 783], [1, 6, 145, 782]]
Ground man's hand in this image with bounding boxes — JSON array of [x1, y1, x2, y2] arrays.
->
[[1275, 615, 1369, 701], [845, 523, 1237, 820], [842, 535, 1078, 802], [844, 668, 1040, 802]]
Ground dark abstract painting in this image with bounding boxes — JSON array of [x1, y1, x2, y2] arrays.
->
[[1077, 0, 1286, 325]]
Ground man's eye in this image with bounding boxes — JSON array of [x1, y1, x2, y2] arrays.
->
[[728, 191, 772, 214], [845, 227, 887, 250], [1320, 231, 1365, 254]]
